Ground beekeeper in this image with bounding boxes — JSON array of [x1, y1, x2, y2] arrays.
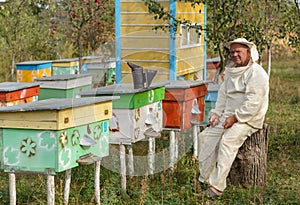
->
[[198, 38, 269, 198]]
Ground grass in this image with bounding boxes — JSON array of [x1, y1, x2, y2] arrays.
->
[[0, 58, 300, 204]]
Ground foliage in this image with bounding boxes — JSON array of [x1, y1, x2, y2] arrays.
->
[[142, 0, 300, 70], [56, 0, 115, 72], [0, 0, 55, 81], [0, 0, 115, 80]]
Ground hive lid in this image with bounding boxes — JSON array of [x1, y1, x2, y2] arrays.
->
[[16, 60, 52, 65], [164, 80, 208, 89], [0, 82, 40, 92], [0, 96, 118, 112], [51, 58, 79, 63], [78, 81, 167, 96], [36, 74, 91, 81]]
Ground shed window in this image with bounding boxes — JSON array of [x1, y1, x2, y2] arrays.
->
[[180, 24, 201, 48]]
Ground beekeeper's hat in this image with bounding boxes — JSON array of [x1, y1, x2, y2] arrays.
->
[[226, 38, 259, 62]]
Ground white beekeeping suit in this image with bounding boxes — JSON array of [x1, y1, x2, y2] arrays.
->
[[198, 38, 269, 193]]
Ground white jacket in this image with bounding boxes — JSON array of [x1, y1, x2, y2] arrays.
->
[[211, 61, 269, 129]]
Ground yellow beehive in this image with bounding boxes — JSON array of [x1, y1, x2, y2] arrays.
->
[[0, 97, 113, 130], [16, 61, 52, 82]]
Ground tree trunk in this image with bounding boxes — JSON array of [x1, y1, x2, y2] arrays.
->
[[229, 124, 269, 188]]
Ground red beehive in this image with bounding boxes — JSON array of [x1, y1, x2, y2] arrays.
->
[[162, 80, 208, 130], [0, 82, 40, 107]]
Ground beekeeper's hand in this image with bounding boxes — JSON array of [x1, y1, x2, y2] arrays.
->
[[223, 114, 238, 129], [209, 113, 219, 127]]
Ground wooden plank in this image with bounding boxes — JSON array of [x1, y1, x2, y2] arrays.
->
[[57, 102, 112, 130], [0, 119, 58, 130], [0, 86, 40, 102], [121, 1, 169, 13], [0, 98, 114, 130], [0, 96, 37, 107], [121, 13, 166, 25], [0, 103, 112, 130], [121, 50, 169, 61], [121, 28, 168, 37], [0, 110, 57, 122], [162, 101, 182, 128], [121, 37, 169, 49], [120, 61, 169, 72], [177, 13, 204, 24], [17, 68, 52, 82], [177, 47, 204, 59], [52, 62, 78, 67]]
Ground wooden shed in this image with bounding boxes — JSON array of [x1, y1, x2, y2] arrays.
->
[[115, 0, 206, 83]]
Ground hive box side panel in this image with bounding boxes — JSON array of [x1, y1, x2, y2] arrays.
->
[[111, 87, 165, 109], [39, 85, 91, 100], [57, 101, 112, 130], [162, 101, 182, 129], [0, 86, 40, 102], [1, 120, 110, 173], [0, 96, 37, 107], [109, 101, 163, 144], [17, 68, 51, 82], [2, 128, 57, 173], [0, 110, 58, 130], [52, 66, 79, 75], [56, 120, 110, 172]]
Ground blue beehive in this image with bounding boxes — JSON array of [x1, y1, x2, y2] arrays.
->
[[204, 83, 220, 124]]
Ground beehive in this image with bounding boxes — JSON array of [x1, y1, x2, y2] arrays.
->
[[0, 97, 114, 174], [16, 61, 52, 82], [0, 82, 40, 107], [78, 83, 165, 144], [204, 83, 220, 124], [82, 56, 106, 74], [35, 74, 92, 100], [163, 80, 208, 130], [52, 58, 79, 75], [85, 59, 116, 86]]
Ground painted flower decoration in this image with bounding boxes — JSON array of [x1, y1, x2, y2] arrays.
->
[[71, 129, 80, 146], [38, 131, 57, 151], [135, 108, 141, 122], [59, 147, 71, 169], [93, 124, 101, 140], [4, 147, 20, 165], [148, 90, 154, 103], [59, 131, 68, 149], [20, 138, 37, 157]]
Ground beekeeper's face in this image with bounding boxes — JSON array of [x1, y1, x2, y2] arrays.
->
[[229, 43, 251, 67]]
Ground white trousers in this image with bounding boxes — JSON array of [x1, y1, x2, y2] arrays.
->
[[198, 122, 258, 191]]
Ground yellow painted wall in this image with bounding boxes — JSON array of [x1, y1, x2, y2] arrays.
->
[[120, 0, 205, 80], [176, 2, 204, 27], [17, 68, 52, 82]]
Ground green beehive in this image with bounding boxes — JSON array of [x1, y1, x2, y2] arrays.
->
[[52, 58, 79, 75], [78, 83, 165, 109], [35, 74, 92, 100], [0, 97, 114, 174]]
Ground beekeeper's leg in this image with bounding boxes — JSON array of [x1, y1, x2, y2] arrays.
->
[[198, 126, 224, 183], [208, 123, 258, 191]]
